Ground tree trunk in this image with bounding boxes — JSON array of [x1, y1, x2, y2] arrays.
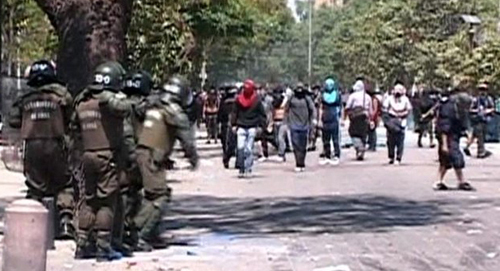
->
[[34, 0, 133, 95]]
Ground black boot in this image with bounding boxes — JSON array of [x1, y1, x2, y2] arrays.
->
[[136, 238, 153, 252], [59, 214, 76, 240], [96, 231, 123, 262], [75, 231, 96, 259]]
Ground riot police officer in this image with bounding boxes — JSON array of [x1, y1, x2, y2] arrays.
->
[[72, 61, 131, 261], [113, 70, 153, 255], [9, 60, 75, 239], [134, 75, 199, 251]]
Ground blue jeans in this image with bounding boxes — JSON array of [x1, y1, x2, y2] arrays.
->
[[236, 127, 257, 173], [322, 122, 340, 159]]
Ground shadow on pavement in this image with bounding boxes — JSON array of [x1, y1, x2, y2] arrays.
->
[[165, 194, 461, 236]]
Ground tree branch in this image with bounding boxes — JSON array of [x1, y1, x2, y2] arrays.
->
[[33, 0, 65, 29]]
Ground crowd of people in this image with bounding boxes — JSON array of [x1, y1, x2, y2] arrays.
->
[[195, 77, 498, 189], [6, 57, 499, 263]]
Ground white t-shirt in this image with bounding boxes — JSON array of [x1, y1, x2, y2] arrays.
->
[[383, 95, 412, 118]]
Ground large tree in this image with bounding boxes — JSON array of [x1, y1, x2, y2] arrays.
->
[[34, 0, 133, 94]]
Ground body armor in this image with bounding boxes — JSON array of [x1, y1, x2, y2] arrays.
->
[[76, 98, 124, 151], [20, 92, 65, 139], [138, 108, 170, 150]]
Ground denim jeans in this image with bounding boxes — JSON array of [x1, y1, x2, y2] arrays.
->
[[367, 128, 377, 151], [275, 122, 288, 157], [236, 127, 257, 173], [387, 130, 405, 161], [322, 122, 341, 159], [291, 129, 308, 167]]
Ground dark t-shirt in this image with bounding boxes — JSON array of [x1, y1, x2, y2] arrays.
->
[[436, 99, 463, 135]]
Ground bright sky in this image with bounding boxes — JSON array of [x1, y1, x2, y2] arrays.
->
[[287, 0, 300, 22]]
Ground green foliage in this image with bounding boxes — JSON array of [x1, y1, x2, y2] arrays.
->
[[1, 0, 57, 74]]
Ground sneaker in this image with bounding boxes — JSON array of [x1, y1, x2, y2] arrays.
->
[[395, 160, 401, 166], [463, 148, 471, 157], [257, 157, 268, 162], [457, 182, 474, 191], [388, 159, 394, 165], [433, 182, 449, 191], [430, 144, 436, 149], [237, 172, 245, 178], [244, 170, 253, 178], [478, 151, 492, 159], [294, 167, 302, 173], [273, 156, 286, 163], [319, 159, 330, 166], [300, 167, 305, 172], [329, 157, 340, 166]]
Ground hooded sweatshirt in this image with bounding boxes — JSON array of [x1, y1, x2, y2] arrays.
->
[[286, 86, 317, 131], [321, 79, 342, 125], [232, 80, 266, 128], [346, 80, 373, 117]]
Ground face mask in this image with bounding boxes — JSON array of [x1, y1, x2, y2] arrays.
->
[[395, 93, 402, 98], [480, 92, 487, 96]]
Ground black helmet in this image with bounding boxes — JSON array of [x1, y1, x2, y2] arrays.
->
[[161, 75, 192, 107], [27, 60, 57, 87], [91, 61, 126, 92], [123, 70, 153, 97]]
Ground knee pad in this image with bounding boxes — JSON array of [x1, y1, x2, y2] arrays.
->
[[95, 206, 114, 231]]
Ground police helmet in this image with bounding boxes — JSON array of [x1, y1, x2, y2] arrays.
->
[[161, 75, 192, 107], [91, 61, 126, 92], [123, 70, 153, 97], [27, 60, 57, 87]]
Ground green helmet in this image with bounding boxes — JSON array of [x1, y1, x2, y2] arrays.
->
[[91, 61, 126, 92], [161, 75, 192, 107]]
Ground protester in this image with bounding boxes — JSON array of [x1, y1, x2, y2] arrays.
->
[[258, 86, 275, 162], [319, 78, 342, 165], [308, 84, 322, 152], [367, 88, 382, 151], [272, 87, 289, 162], [383, 83, 412, 165], [204, 88, 220, 144], [417, 89, 439, 148], [232, 79, 266, 178], [345, 79, 372, 161], [434, 88, 474, 191], [464, 83, 494, 158], [285, 83, 317, 172]]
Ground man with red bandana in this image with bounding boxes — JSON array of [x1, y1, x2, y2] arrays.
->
[[231, 80, 266, 178]]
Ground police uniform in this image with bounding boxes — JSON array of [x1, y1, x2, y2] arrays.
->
[[9, 83, 74, 233], [9, 60, 75, 239], [134, 77, 198, 251], [113, 71, 151, 254], [73, 62, 131, 261]]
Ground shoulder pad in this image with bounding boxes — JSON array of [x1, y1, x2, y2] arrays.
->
[[160, 93, 173, 104], [39, 83, 68, 97], [115, 92, 127, 100]]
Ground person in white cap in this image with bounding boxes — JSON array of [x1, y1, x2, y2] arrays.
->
[[382, 82, 412, 165]]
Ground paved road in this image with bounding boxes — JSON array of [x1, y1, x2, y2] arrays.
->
[[0, 130, 499, 271]]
